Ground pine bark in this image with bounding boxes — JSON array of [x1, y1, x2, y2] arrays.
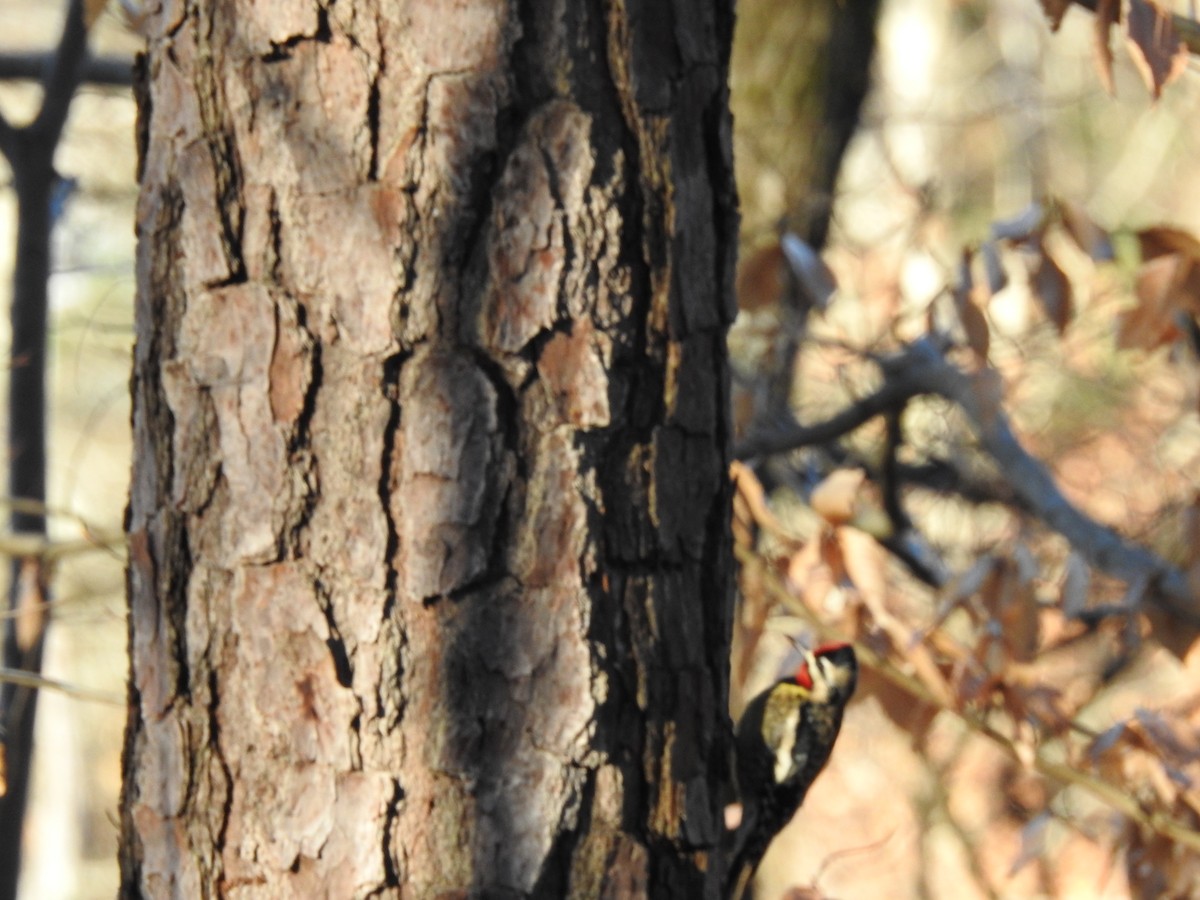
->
[[120, 1, 737, 896]]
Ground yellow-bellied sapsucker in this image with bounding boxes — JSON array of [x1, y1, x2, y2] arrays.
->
[[725, 642, 858, 898]]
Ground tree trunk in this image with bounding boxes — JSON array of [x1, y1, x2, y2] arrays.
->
[[120, 1, 737, 896]]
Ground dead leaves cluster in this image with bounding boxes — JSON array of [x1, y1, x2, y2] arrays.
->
[[733, 458, 1200, 895], [1119, 226, 1200, 356], [1040, 0, 1189, 100], [945, 199, 1103, 361], [944, 201, 1200, 416]]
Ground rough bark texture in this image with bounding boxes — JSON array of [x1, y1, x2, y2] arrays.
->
[[120, 1, 737, 897]]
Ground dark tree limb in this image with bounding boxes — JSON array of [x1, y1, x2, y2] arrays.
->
[[0, 1, 94, 895], [737, 339, 1200, 626], [30, 0, 90, 142], [0, 111, 14, 159]]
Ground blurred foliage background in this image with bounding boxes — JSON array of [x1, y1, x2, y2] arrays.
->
[[0, 3, 135, 898], [730, 0, 1200, 898], [2, 0, 1200, 897]]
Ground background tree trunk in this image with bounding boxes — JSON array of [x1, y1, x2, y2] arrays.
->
[[119, 0, 737, 896]]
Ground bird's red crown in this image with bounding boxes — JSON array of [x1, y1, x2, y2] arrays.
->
[[789, 641, 851, 689]]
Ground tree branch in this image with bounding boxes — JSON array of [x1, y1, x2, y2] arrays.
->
[[0, 52, 132, 88], [0, 111, 14, 162], [735, 376, 917, 460], [737, 339, 1200, 624], [31, 0, 90, 143]]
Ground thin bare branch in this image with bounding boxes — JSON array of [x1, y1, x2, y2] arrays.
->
[[0, 531, 124, 563], [895, 340, 1199, 625], [0, 666, 122, 705], [0, 52, 132, 88], [735, 377, 916, 460]]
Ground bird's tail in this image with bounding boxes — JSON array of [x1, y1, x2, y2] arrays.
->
[[722, 814, 769, 900]]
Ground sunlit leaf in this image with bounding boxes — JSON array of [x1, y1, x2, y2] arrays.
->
[[1117, 254, 1197, 351], [1032, 243, 1074, 333], [810, 468, 865, 526], [954, 252, 991, 363]]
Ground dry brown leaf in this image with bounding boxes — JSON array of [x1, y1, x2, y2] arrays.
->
[[1148, 591, 1200, 661], [1000, 582, 1041, 664], [1127, 830, 1200, 898], [911, 643, 958, 708], [1002, 668, 1071, 732], [14, 558, 47, 653], [1138, 225, 1200, 262], [1126, 0, 1188, 100], [1094, 0, 1120, 95], [1032, 243, 1074, 333], [1117, 254, 1185, 350], [1137, 226, 1200, 262], [858, 665, 939, 743], [779, 888, 825, 900], [1132, 707, 1200, 769], [977, 562, 1012, 627], [981, 239, 1007, 296], [1039, 0, 1072, 30], [838, 527, 888, 610], [736, 240, 787, 313], [810, 469, 866, 526], [787, 534, 838, 614], [951, 248, 991, 362], [956, 286, 991, 363]]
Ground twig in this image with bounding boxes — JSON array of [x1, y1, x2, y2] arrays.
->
[[0, 667, 122, 705], [735, 377, 916, 461]]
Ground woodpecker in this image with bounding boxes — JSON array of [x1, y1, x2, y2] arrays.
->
[[725, 642, 858, 899]]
